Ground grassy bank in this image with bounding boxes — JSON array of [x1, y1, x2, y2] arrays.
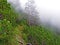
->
[[0, 0, 60, 45]]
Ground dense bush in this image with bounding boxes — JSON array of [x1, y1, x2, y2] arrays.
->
[[0, 0, 19, 45], [22, 25, 60, 45], [18, 18, 60, 45], [0, 19, 19, 45]]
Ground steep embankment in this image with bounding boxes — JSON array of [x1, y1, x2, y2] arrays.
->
[[0, 0, 60, 45]]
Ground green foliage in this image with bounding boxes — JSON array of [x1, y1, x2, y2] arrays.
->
[[0, 0, 18, 26], [0, 0, 19, 45], [1, 0, 60, 45], [22, 24, 60, 45], [0, 19, 19, 45]]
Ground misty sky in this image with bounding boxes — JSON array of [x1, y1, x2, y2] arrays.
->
[[20, 0, 60, 27], [7, 0, 60, 28]]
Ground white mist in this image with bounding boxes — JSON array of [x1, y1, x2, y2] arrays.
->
[[7, 0, 60, 33]]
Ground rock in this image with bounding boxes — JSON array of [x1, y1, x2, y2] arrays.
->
[[26, 43, 32, 45]]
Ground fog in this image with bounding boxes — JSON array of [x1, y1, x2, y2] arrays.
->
[[35, 0, 60, 29], [7, 0, 60, 32]]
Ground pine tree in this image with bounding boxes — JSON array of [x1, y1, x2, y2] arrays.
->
[[25, 0, 40, 25]]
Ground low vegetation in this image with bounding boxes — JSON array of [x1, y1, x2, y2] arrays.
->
[[0, 0, 60, 45]]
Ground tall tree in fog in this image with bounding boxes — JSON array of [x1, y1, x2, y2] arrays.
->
[[25, 0, 40, 25]]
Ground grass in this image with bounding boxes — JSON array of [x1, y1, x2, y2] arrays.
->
[[0, 0, 60, 45]]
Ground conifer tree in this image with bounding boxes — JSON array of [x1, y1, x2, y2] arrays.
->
[[25, 0, 40, 25]]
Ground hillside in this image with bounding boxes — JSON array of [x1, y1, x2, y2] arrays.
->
[[0, 0, 60, 45]]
